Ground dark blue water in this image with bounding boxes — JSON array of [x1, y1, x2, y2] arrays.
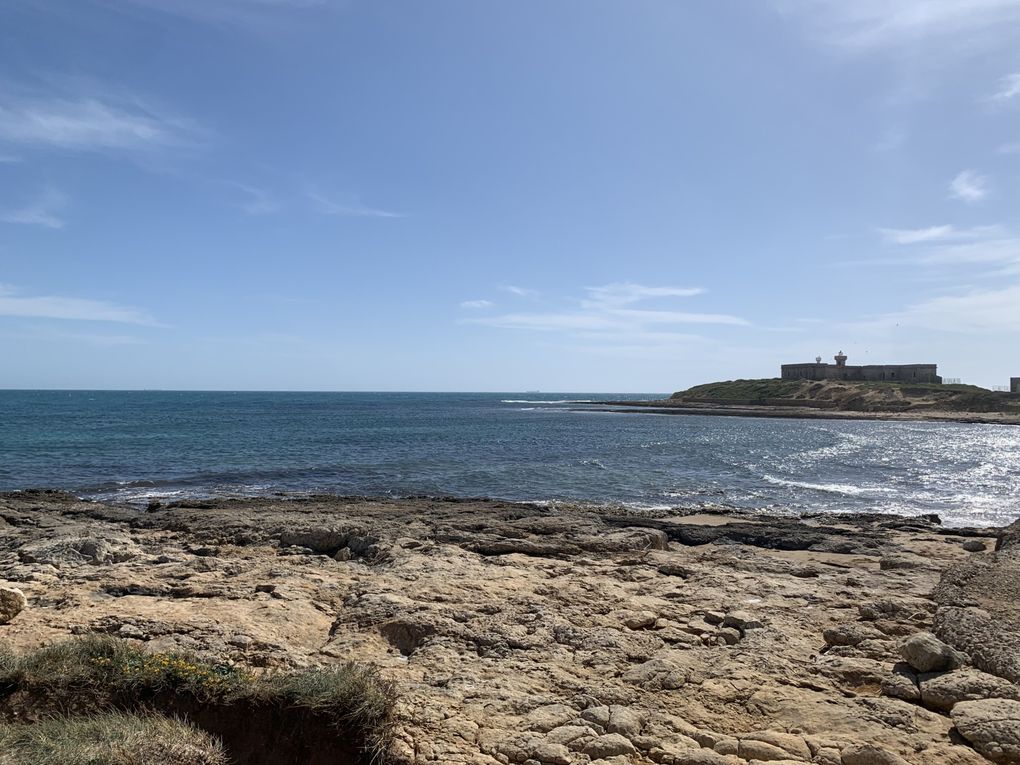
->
[[1, 391, 1017, 527]]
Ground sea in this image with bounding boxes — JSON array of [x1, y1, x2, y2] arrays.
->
[[1, 390, 1018, 528]]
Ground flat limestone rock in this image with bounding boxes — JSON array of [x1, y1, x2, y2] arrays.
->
[[920, 669, 1020, 712], [840, 742, 910, 765], [952, 698, 1020, 764]]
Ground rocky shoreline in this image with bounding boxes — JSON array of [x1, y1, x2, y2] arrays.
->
[[588, 402, 1020, 426], [3, 491, 1020, 764]]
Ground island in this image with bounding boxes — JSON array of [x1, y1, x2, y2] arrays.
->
[[598, 378, 1020, 426]]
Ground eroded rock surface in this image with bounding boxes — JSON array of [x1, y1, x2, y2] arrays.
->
[[0, 490, 1012, 764]]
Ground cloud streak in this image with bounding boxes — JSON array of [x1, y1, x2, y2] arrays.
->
[[229, 183, 279, 215], [776, 0, 1020, 48], [466, 283, 748, 347], [0, 283, 160, 325], [0, 92, 194, 153], [949, 170, 989, 203], [459, 299, 493, 309], [501, 285, 540, 300], [0, 188, 67, 229], [879, 224, 1002, 244], [991, 72, 1020, 102], [307, 191, 402, 219], [854, 284, 1020, 333]]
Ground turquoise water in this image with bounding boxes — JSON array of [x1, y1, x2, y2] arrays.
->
[[1, 390, 1018, 527]]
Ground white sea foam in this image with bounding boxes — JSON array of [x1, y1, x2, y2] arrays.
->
[[501, 399, 592, 404], [762, 474, 879, 497]]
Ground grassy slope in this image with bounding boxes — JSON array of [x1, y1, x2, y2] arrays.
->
[[670, 378, 1020, 414]]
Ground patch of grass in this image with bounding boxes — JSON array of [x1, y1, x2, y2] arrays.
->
[[260, 663, 395, 757], [1, 637, 396, 763], [0, 712, 227, 765], [0, 644, 15, 679], [12, 636, 249, 705], [673, 378, 806, 401]]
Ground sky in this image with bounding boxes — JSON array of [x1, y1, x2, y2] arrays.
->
[[1, 0, 1019, 392]]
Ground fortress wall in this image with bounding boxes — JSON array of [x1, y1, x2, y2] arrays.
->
[[781, 363, 941, 384]]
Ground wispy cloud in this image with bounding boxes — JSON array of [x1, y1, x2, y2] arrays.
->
[[0, 188, 67, 229], [228, 183, 279, 215], [466, 283, 747, 347], [459, 299, 493, 309], [991, 72, 1020, 102], [854, 284, 1020, 333], [0, 283, 160, 325], [110, 0, 328, 30], [582, 282, 705, 308], [501, 285, 540, 300], [307, 190, 402, 219], [874, 222, 1020, 276], [949, 170, 990, 203], [879, 224, 1002, 244], [922, 238, 1020, 273], [0, 154, 22, 163], [776, 0, 1020, 48], [0, 88, 196, 153], [999, 141, 1020, 154]]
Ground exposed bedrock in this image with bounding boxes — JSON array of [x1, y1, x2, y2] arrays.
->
[[1, 490, 1017, 764]]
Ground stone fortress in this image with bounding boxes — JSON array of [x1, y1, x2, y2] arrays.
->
[[781, 351, 942, 384]]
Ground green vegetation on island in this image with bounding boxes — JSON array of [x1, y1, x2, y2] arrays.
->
[[668, 378, 1020, 414]]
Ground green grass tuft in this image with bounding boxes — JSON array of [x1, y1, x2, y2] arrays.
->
[[1, 637, 396, 763], [0, 712, 227, 765]]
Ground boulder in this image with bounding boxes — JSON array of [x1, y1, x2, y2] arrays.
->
[[621, 658, 695, 690], [823, 622, 885, 647], [880, 554, 929, 571], [0, 586, 27, 624], [581, 733, 637, 759], [722, 610, 763, 631], [881, 664, 920, 702], [580, 705, 642, 738], [952, 699, 1020, 764], [530, 741, 570, 765], [621, 610, 657, 630], [899, 631, 967, 673], [920, 669, 1020, 712], [715, 627, 741, 645], [525, 704, 576, 733], [740, 731, 811, 761]]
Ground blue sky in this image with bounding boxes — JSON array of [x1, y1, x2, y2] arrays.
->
[[1, 0, 1019, 391]]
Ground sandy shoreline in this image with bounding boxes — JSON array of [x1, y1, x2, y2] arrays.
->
[[589, 401, 1020, 426], [3, 491, 1020, 764]]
